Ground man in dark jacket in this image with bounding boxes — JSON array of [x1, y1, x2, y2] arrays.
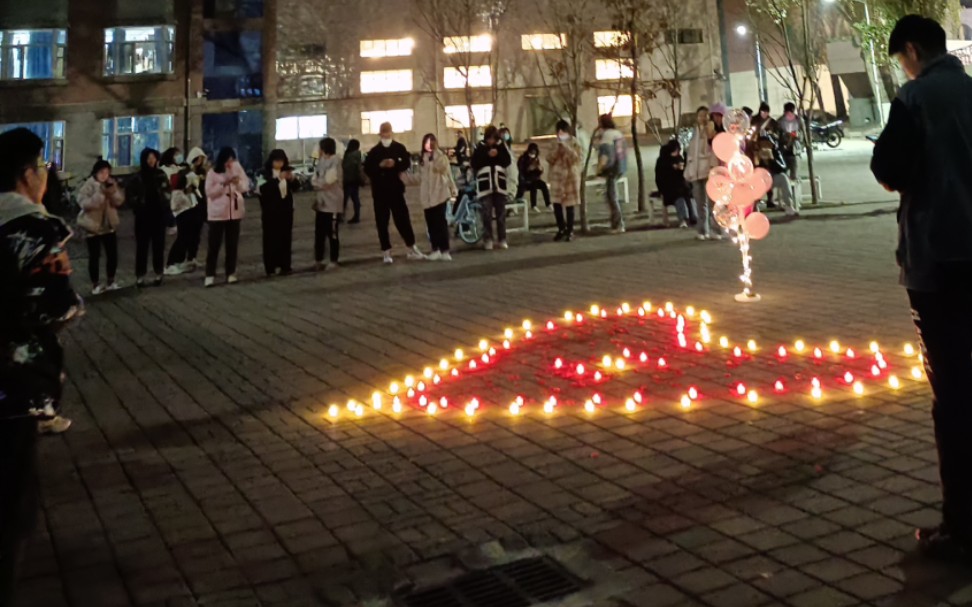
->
[[871, 15, 972, 559], [363, 122, 424, 264], [0, 128, 82, 604], [125, 148, 170, 286], [471, 125, 512, 249]]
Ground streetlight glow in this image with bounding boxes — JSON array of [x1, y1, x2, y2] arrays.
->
[[736, 24, 749, 36]]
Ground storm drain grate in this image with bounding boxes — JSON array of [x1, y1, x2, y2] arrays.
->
[[401, 556, 584, 607]]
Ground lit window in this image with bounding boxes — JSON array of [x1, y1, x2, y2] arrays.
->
[[444, 104, 494, 128], [104, 26, 175, 76], [443, 65, 491, 89], [361, 109, 414, 134], [595, 59, 634, 80], [360, 38, 415, 58], [360, 69, 413, 93], [665, 29, 704, 44], [101, 115, 174, 167], [521, 34, 565, 50], [443, 35, 492, 54], [0, 121, 65, 167], [276, 114, 327, 141], [597, 95, 640, 117], [594, 30, 627, 48], [0, 29, 67, 80]]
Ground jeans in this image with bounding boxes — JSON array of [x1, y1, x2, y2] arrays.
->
[[206, 220, 241, 278], [344, 184, 361, 220], [423, 202, 450, 253], [692, 179, 715, 236], [515, 180, 551, 208], [908, 264, 972, 537], [314, 212, 340, 263], [134, 209, 166, 278], [86, 232, 118, 285], [374, 191, 416, 251], [772, 173, 799, 215], [260, 203, 294, 275], [605, 175, 624, 230], [480, 193, 507, 243], [554, 204, 575, 234], [672, 197, 698, 224], [0, 417, 39, 607]]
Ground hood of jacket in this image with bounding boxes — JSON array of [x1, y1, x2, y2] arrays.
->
[[140, 148, 161, 173], [186, 147, 206, 165], [0, 191, 47, 228]]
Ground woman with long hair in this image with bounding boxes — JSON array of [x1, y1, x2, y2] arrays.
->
[[258, 149, 295, 276], [312, 138, 343, 270], [342, 138, 364, 224], [76, 159, 125, 293], [124, 148, 169, 286], [204, 147, 249, 286], [418, 133, 457, 260]]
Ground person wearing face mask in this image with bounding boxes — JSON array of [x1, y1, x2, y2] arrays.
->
[[174, 147, 209, 272], [547, 120, 583, 242], [312, 138, 343, 270], [515, 143, 551, 213], [258, 149, 295, 276], [160, 147, 183, 235], [125, 148, 170, 287], [163, 148, 205, 276], [472, 125, 513, 250], [204, 147, 249, 286], [76, 159, 125, 293], [777, 103, 802, 181], [418, 133, 458, 261], [363, 122, 424, 264], [0, 128, 83, 605]]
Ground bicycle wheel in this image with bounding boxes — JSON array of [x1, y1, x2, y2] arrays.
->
[[458, 202, 484, 244]]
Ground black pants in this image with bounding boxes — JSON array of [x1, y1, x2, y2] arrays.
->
[[167, 210, 198, 267], [261, 204, 294, 275], [206, 220, 241, 278], [908, 263, 972, 537], [374, 191, 415, 251], [516, 180, 551, 208], [344, 184, 361, 220], [424, 202, 450, 253], [0, 417, 39, 607], [134, 210, 166, 278], [554, 204, 575, 234], [86, 232, 117, 285], [314, 212, 340, 263]]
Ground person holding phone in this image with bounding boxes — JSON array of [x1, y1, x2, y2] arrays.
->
[[76, 159, 125, 293]]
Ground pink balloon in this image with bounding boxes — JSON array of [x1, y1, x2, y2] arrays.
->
[[712, 132, 741, 163], [727, 155, 754, 182], [752, 168, 773, 193], [745, 211, 771, 240], [706, 173, 732, 202], [730, 182, 758, 210]]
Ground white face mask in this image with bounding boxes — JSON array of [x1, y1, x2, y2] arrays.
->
[[174, 153, 184, 164], [558, 133, 570, 142], [380, 137, 392, 147]]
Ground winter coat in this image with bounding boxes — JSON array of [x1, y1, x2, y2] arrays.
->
[[654, 154, 690, 205], [753, 136, 788, 176], [471, 141, 511, 199], [77, 176, 124, 235], [684, 124, 716, 182], [125, 148, 170, 215], [342, 150, 364, 186], [597, 128, 627, 178], [205, 162, 249, 221], [163, 165, 200, 216], [313, 155, 344, 213], [547, 136, 583, 208], [517, 153, 544, 184], [0, 192, 82, 420], [258, 169, 295, 214], [364, 140, 410, 196], [871, 53, 972, 291], [418, 151, 458, 209]]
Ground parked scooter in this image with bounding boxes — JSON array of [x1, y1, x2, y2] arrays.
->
[[810, 119, 845, 148]]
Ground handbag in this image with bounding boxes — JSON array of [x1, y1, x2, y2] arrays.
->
[[76, 209, 102, 234]]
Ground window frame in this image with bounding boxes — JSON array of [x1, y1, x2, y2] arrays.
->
[[0, 29, 67, 81], [443, 65, 492, 89], [0, 121, 65, 167], [275, 114, 328, 141], [101, 114, 174, 168], [103, 25, 175, 77], [360, 109, 414, 135], [359, 69, 413, 94], [443, 34, 492, 54], [520, 33, 566, 51], [360, 38, 415, 58], [597, 94, 640, 117], [595, 58, 634, 80], [443, 104, 494, 129]]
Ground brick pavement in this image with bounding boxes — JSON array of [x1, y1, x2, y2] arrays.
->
[[15, 196, 972, 607]]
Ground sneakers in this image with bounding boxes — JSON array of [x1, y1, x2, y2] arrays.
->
[[440, 252, 453, 261], [106, 281, 122, 292], [678, 221, 688, 229], [484, 240, 494, 251], [136, 277, 147, 288], [91, 284, 105, 296], [611, 227, 626, 234], [426, 251, 443, 261], [227, 274, 239, 284], [326, 262, 340, 271], [696, 234, 709, 241], [406, 245, 426, 260], [315, 262, 326, 272], [204, 276, 216, 287], [185, 259, 198, 272], [564, 233, 573, 242], [916, 525, 972, 561], [710, 233, 724, 241], [164, 264, 184, 276], [382, 251, 394, 264], [553, 231, 565, 242], [499, 241, 509, 250], [152, 275, 163, 287], [38, 415, 72, 435]]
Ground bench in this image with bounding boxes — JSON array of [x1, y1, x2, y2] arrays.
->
[[586, 175, 630, 206]]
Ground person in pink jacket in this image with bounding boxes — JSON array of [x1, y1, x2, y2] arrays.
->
[[204, 147, 249, 287]]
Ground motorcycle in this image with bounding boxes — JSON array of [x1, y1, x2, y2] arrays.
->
[[810, 119, 845, 149]]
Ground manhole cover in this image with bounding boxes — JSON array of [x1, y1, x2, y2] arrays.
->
[[401, 556, 584, 607]]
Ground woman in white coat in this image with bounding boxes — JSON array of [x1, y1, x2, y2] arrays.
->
[[418, 133, 458, 260]]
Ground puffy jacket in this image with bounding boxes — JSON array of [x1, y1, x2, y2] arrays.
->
[[654, 152, 690, 205], [364, 140, 411, 196], [342, 150, 364, 186], [312, 155, 344, 213], [684, 124, 716, 182], [77, 176, 124, 234], [418, 151, 458, 209], [125, 148, 169, 214], [471, 141, 511, 199], [205, 162, 249, 221]]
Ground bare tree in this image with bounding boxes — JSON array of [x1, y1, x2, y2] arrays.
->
[[275, 0, 361, 101]]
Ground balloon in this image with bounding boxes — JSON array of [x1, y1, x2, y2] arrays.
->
[[730, 181, 758, 210], [727, 155, 754, 182], [724, 108, 751, 136], [713, 202, 736, 229], [712, 132, 740, 163], [750, 168, 773, 194], [706, 174, 733, 202], [745, 211, 771, 240]]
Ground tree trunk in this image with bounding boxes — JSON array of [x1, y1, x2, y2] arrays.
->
[[631, 45, 646, 212], [802, 117, 819, 205]]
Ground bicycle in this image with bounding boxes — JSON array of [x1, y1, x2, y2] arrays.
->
[[447, 166, 484, 245]]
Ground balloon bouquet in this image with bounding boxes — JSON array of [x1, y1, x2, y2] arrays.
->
[[706, 108, 773, 303]]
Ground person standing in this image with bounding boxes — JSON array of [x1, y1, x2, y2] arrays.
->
[[515, 143, 551, 212], [454, 130, 469, 167], [363, 122, 424, 264], [125, 148, 169, 287], [342, 139, 363, 224], [871, 15, 972, 559], [472, 125, 512, 250], [754, 133, 799, 216], [418, 133, 457, 261], [312, 138, 343, 270], [547, 120, 583, 242], [204, 147, 249, 287], [76, 159, 125, 293], [596, 114, 627, 233], [655, 140, 697, 228], [685, 106, 719, 240], [0, 127, 82, 605], [163, 153, 204, 276], [176, 147, 209, 272], [257, 149, 295, 277], [778, 102, 802, 181]]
